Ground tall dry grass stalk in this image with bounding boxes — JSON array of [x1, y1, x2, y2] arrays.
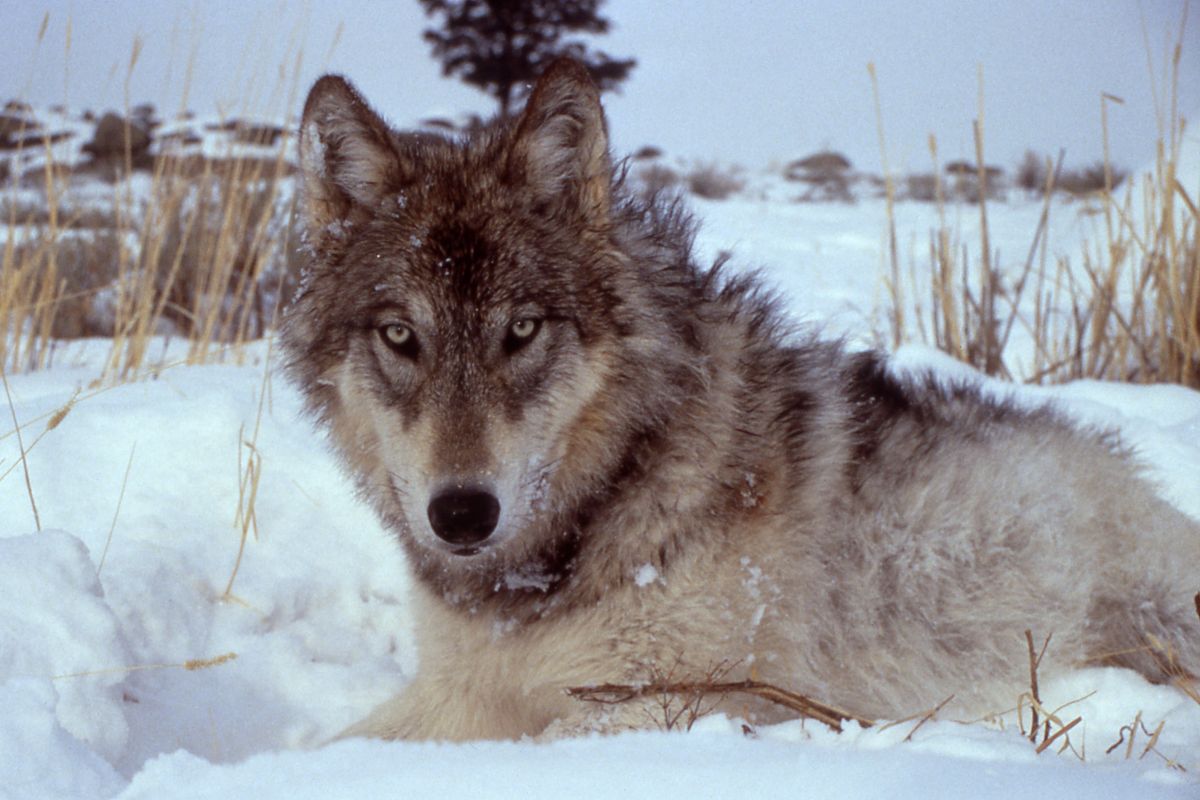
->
[[2, 13, 69, 372], [868, 62, 903, 350], [222, 330, 276, 602]]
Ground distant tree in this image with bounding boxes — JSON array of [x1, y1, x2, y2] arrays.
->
[[1016, 149, 1048, 193], [1058, 160, 1127, 196], [419, 0, 636, 117]]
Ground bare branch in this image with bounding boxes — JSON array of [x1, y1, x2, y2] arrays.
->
[[566, 679, 873, 733]]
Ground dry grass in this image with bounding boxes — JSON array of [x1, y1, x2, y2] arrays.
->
[[869, 61, 903, 350], [1015, 630, 1086, 757], [1106, 712, 1180, 768], [881, 22, 1199, 389], [51, 651, 238, 680], [1, 362, 40, 530], [2, 22, 306, 382], [970, 628, 1193, 768], [222, 334, 274, 602], [96, 443, 135, 577], [1025, 74, 1198, 387], [878, 64, 1050, 381], [99, 140, 299, 380], [876, 694, 955, 742]]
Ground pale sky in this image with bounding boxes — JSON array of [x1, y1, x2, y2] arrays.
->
[[3, 1, 1198, 174]]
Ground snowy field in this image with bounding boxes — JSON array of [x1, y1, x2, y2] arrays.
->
[[2, 167, 1200, 796]]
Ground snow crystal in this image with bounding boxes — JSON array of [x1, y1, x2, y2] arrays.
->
[[634, 563, 659, 587], [749, 603, 767, 629], [297, 228, 318, 259], [501, 568, 555, 593], [741, 557, 764, 600], [292, 266, 315, 300], [325, 219, 351, 241], [299, 121, 326, 177], [491, 617, 518, 641], [526, 458, 556, 512], [739, 471, 762, 508]]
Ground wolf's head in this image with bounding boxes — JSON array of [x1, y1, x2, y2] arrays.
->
[[283, 59, 702, 612]]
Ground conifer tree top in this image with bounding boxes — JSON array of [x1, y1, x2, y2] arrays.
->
[[420, 0, 636, 117]]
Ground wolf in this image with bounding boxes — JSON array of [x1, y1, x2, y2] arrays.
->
[[282, 58, 1200, 741]]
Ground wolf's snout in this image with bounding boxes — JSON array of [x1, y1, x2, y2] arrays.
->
[[427, 487, 500, 546]]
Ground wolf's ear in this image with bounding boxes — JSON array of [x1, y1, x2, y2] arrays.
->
[[298, 75, 406, 250], [507, 58, 611, 223]]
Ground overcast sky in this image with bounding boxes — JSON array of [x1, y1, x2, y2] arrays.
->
[[4, 1, 1198, 174]]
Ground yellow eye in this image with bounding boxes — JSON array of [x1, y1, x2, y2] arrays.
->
[[379, 323, 419, 358], [504, 318, 543, 354], [510, 319, 538, 339], [383, 324, 411, 346]]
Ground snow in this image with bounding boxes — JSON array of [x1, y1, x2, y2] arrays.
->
[[109, 724, 1199, 799], [3, 139, 1200, 797], [633, 563, 659, 587]]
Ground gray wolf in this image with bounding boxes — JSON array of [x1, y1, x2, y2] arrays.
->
[[282, 58, 1200, 741]]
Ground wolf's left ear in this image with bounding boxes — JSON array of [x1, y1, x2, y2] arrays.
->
[[298, 75, 407, 252], [507, 58, 611, 223]]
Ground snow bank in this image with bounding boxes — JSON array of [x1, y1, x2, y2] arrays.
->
[[0, 680, 125, 800], [0, 531, 130, 761], [112, 723, 1199, 800]]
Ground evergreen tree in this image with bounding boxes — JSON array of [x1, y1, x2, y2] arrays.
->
[[419, 0, 636, 117]]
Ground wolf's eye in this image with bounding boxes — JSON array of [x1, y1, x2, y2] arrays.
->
[[504, 318, 542, 354], [379, 323, 420, 359]]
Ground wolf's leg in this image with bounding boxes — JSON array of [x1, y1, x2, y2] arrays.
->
[[335, 677, 516, 742], [336, 676, 563, 742], [333, 681, 445, 741]]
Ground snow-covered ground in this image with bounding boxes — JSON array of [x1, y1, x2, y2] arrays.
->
[[3, 158, 1200, 796]]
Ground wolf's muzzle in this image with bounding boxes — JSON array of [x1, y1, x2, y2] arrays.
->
[[427, 487, 500, 547]]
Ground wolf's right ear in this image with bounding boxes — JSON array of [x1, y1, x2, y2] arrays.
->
[[299, 75, 406, 253]]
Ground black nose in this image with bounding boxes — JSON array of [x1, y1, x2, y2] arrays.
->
[[427, 488, 500, 546]]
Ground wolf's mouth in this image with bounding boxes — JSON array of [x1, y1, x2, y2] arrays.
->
[[450, 545, 482, 557]]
